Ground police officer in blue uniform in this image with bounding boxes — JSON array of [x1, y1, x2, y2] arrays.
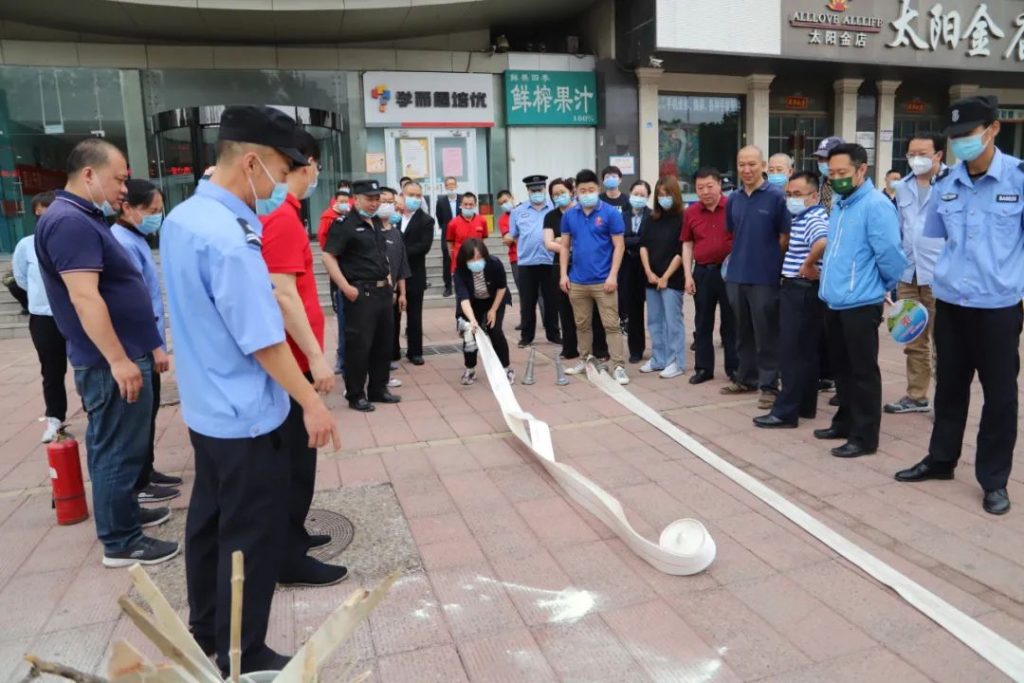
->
[[161, 105, 340, 674], [895, 96, 1024, 516]]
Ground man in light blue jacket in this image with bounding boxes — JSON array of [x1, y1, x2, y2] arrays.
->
[[815, 143, 906, 459]]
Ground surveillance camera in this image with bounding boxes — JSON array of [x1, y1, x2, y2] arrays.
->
[[648, 56, 664, 68], [495, 34, 510, 53]]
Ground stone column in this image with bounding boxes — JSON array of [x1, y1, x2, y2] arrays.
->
[[635, 67, 663, 184], [745, 74, 775, 154], [875, 80, 901, 186], [119, 70, 150, 181], [833, 78, 863, 142]]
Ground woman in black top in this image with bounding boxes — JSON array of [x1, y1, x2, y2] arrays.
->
[[621, 179, 651, 363], [639, 175, 686, 379], [542, 177, 608, 367], [453, 238, 513, 386]]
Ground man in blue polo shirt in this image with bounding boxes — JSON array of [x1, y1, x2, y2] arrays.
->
[[509, 173, 560, 347], [162, 106, 339, 675], [724, 145, 791, 409], [34, 138, 177, 569], [559, 168, 629, 384], [895, 96, 1024, 515]]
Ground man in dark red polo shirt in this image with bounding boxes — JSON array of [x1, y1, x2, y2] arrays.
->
[[260, 129, 347, 587], [681, 167, 737, 385]]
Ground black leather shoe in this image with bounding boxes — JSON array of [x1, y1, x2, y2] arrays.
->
[[443, 286, 453, 298], [308, 534, 331, 549], [831, 442, 876, 458], [829, 395, 840, 407], [220, 648, 291, 678], [688, 370, 712, 385], [983, 488, 1010, 515], [517, 339, 532, 348], [369, 392, 401, 404], [279, 557, 349, 587], [814, 427, 848, 440], [407, 355, 425, 366], [894, 461, 955, 483], [349, 398, 375, 412], [753, 414, 798, 429], [799, 411, 817, 420]]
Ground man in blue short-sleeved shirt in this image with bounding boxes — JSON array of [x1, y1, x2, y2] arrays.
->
[[895, 96, 1024, 516], [724, 145, 791, 405], [161, 106, 339, 675], [33, 138, 176, 570], [559, 168, 629, 384]]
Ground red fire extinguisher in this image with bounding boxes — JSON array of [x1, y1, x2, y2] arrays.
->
[[47, 434, 89, 525]]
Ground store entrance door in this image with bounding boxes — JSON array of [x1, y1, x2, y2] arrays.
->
[[384, 128, 477, 212], [150, 106, 344, 221]]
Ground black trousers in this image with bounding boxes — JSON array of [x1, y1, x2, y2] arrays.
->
[[280, 381, 317, 573], [186, 427, 289, 673], [818, 320, 833, 381], [134, 369, 161, 491], [826, 304, 883, 450], [403, 278, 426, 359], [726, 282, 779, 390], [458, 298, 510, 368], [556, 268, 607, 360], [442, 248, 452, 289], [6, 281, 28, 312], [692, 264, 737, 378], [618, 254, 646, 359], [924, 301, 1022, 490], [28, 314, 67, 421], [773, 279, 823, 421], [517, 263, 560, 344], [343, 284, 394, 403]]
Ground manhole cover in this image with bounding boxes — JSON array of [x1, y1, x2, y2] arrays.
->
[[306, 508, 355, 562], [421, 343, 461, 356]]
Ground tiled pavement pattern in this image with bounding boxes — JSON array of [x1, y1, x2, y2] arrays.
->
[[0, 303, 1022, 682]]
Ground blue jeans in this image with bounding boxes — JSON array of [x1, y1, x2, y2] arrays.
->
[[73, 355, 153, 553], [645, 287, 686, 370], [333, 288, 346, 372]]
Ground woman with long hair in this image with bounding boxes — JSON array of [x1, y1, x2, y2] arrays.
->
[[453, 238, 514, 386]]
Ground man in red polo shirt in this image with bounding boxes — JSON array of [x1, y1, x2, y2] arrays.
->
[[681, 167, 737, 385], [446, 191, 487, 273], [260, 129, 347, 587]]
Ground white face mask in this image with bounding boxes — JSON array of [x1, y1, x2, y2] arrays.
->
[[377, 202, 396, 218], [908, 155, 934, 176]]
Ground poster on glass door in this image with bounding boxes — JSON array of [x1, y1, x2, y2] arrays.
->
[[363, 72, 496, 127]]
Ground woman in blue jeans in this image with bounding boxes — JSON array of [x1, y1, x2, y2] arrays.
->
[[639, 175, 687, 379]]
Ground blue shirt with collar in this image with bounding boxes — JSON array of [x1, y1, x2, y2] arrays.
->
[[509, 200, 554, 266], [925, 149, 1024, 309], [12, 234, 52, 316], [725, 180, 791, 285], [561, 200, 626, 285], [894, 169, 946, 286], [160, 180, 289, 440], [112, 224, 166, 348], [34, 190, 162, 368]]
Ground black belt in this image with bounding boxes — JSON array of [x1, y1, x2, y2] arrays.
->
[[781, 277, 817, 288], [352, 279, 389, 288]]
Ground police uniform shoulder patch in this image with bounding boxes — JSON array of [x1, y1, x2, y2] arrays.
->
[[934, 167, 951, 182], [941, 193, 958, 201], [236, 218, 262, 248], [1018, 160, 1024, 172]]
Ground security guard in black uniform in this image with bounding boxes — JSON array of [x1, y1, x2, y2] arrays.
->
[[322, 180, 401, 412]]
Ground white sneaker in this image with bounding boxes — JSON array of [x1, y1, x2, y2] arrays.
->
[[461, 369, 476, 385], [506, 367, 516, 384], [639, 361, 663, 374], [41, 417, 62, 443], [659, 362, 684, 379], [613, 366, 630, 385], [388, 377, 403, 388], [564, 359, 587, 375]]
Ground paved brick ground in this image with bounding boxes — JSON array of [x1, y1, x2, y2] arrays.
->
[[0, 302, 1022, 682]]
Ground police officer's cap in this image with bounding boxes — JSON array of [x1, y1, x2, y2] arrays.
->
[[352, 180, 381, 197], [217, 106, 309, 167], [813, 136, 844, 159], [522, 174, 548, 188], [945, 96, 998, 137]]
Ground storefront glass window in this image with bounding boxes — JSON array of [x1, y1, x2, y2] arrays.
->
[[658, 95, 742, 193], [893, 90, 945, 176], [0, 66, 127, 250], [769, 82, 830, 172], [996, 108, 1024, 159]]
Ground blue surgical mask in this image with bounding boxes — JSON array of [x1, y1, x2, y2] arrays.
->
[[500, 201, 514, 212], [251, 157, 288, 216], [818, 162, 830, 177], [603, 176, 621, 190], [657, 196, 674, 210], [579, 192, 599, 208], [301, 167, 319, 200], [86, 176, 116, 218], [404, 196, 422, 212], [358, 208, 376, 219], [767, 173, 788, 187], [461, 207, 477, 219], [467, 259, 486, 273], [137, 214, 163, 235], [389, 212, 401, 225], [529, 192, 547, 205], [629, 195, 648, 210], [553, 194, 571, 208], [950, 129, 988, 163], [786, 197, 808, 216]]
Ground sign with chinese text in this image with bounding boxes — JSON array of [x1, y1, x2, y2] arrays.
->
[[363, 72, 495, 128], [504, 71, 598, 126]]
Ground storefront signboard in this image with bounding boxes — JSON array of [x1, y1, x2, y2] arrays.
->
[[504, 71, 598, 126], [363, 72, 495, 128]]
